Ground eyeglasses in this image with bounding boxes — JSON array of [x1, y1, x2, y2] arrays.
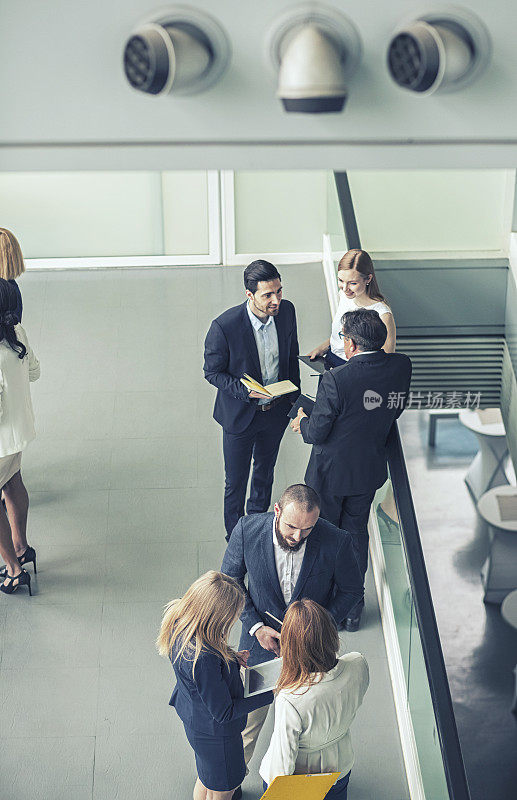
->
[[338, 332, 350, 341]]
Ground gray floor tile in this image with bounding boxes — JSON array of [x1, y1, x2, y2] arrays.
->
[[1, 602, 102, 668], [198, 538, 227, 576], [0, 666, 99, 737], [0, 736, 95, 800], [97, 661, 173, 736], [0, 604, 6, 666], [23, 439, 113, 492], [107, 488, 224, 543], [114, 341, 200, 392], [351, 721, 408, 799], [26, 544, 106, 605], [34, 391, 116, 440], [197, 435, 225, 488], [337, 584, 383, 663], [194, 382, 221, 437], [44, 270, 122, 312], [117, 302, 199, 344], [103, 541, 198, 603], [117, 267, 197, 310], [112, 390, 198, 439], [99, 601, 165, 666], [28, 490, 109, 547], [93, 731, 194, 800], [109, 437, 196, 489], [39, 313, 119, 346], [35, 340, 119, 392], [357, 655, 403, 729]]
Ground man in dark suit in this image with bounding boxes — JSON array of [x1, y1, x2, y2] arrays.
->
[[221, 483, 363, 772], [291, 308, 412, 630], [204, 260, 300, 540]]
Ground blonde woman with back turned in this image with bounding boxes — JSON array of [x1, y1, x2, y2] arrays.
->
[[308, 248, 396, 367], [0, 228, 25, 323], [260, 598, 369, 799], [157, 571, 274, 800]]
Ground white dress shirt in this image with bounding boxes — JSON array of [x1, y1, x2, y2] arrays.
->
[[260, 653, 369, 785], [0, 324, 40, 456], [246, 302, 279, 405], [249, 518, 307, 636]]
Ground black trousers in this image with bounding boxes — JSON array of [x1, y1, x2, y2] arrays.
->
[[311, 484, 376, 613], [222, 403, 289, 539]]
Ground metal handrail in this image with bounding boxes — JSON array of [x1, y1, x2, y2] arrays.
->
[[332, 168, 471, 799], [386, 423, 471, 800]]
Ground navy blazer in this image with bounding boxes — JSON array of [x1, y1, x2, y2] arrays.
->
[[169, 644, 273, 737], [221, 512, 363, 666], [301, 350, 412, 496], [203, 300, 300, 434]]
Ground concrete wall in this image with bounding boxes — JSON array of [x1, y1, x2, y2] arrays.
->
[[3, 1, 517, 169]]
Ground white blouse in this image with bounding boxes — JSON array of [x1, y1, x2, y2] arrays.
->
[[260, 652, 369, 785], [0, 324, 40, 457], [330, 292, 391, 358]]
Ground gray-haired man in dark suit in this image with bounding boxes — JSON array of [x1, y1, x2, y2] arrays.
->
[[291, 308, 412, 631]]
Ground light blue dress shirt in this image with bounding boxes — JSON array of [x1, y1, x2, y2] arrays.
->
[[246, 302, 280, 406]]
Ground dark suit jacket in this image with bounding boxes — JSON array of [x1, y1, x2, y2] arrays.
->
[[203, 300, 300, 434], [301, 350, 412, 496], [221, 512, 363, 666], [169, 644, 273, 736]]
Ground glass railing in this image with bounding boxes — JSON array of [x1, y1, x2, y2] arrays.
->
[[326, 169, 471, 799], [373, 424, 471, 800]]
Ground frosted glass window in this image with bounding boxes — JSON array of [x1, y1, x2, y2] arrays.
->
[[0, 172, 163, 257], [234, 171, 326, 254], [162, 171, 209, 255], [348, 170, 509, 253]]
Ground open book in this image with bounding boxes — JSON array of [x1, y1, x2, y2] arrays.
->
[[241, 373, 298, 398]]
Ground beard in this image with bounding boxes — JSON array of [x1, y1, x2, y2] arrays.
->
[[274, 517, 305, 552]]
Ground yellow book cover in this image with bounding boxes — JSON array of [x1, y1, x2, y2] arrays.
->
[[261, 772, 341, 800], [241, 374, 298, 398]]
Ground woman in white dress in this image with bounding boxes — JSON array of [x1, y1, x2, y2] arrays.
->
[[0, 278, 40, 596], [260, 598, 369, 799], [308, 249, 396, 367]]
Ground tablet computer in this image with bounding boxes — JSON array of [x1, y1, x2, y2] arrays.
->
[[244, 657, 283, 697], [288, 394, 315, 419], [298, 355, 326, 374]]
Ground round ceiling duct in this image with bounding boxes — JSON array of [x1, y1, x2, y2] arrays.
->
[[387, 8, 491, 95], [123, 6, 231, 96]]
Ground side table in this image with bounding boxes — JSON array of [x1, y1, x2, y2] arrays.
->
[[459, 408, 509, 502], [478, 486, 517, 604]]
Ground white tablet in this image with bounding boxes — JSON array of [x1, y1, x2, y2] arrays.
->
[[243, 657, 283, 697]]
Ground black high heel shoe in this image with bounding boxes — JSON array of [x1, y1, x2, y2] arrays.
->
[[0, 545, 36, 578], [0, 568, 32, 596]]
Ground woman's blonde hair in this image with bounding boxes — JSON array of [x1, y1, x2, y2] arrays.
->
[[338, 249, 386, 303], [276, 598, 339, 694], [157, 570, 244, 676], [0, 229, 25, 280]]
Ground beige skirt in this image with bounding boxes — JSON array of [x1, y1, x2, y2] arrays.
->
[[0, 451, 22, 489]]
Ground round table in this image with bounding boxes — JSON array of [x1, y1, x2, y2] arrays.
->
[[478, 486, 517, 604], [459, 408, 509, 502], [501, 589, 517, 713]]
